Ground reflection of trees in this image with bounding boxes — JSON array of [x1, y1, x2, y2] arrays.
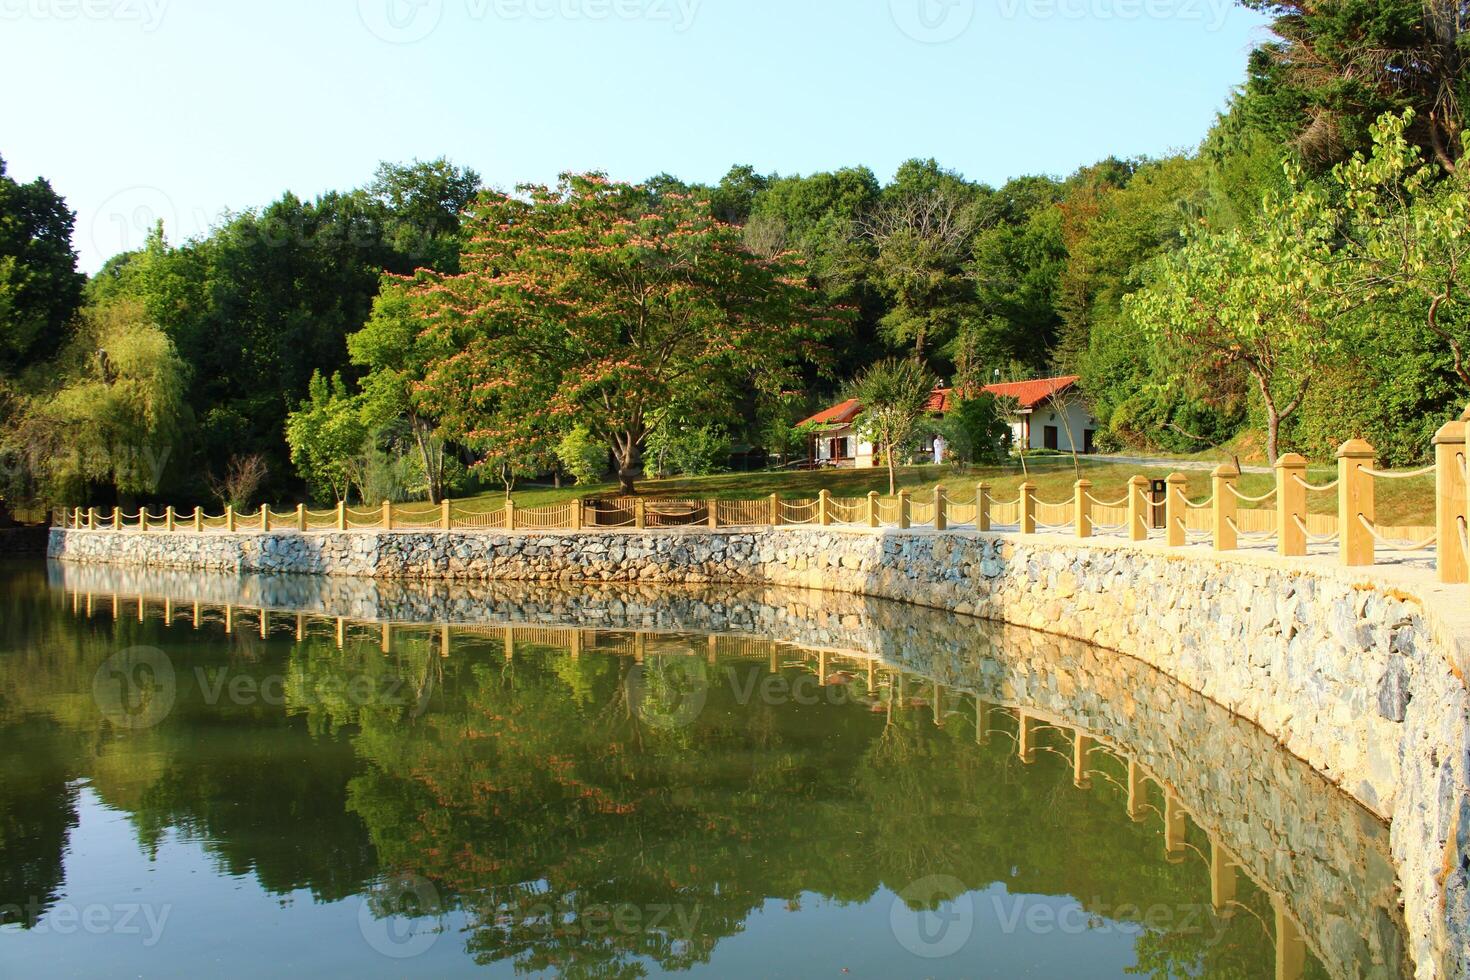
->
[[339, 643, 1311, 977], [0, 717, 76, 927], [0, 567, 381, 907], [0, 560, 1344, 976]]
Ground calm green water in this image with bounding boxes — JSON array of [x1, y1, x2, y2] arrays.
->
[[0, 561, 1408, 978]]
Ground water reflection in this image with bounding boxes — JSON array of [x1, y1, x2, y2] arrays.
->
[[0, 561, 1409, 978]]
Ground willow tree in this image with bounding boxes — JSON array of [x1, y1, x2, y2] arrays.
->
[[415, 174, 841, 493], [25, 298, 189, 501]]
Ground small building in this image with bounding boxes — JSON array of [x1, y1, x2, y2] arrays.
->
[[798, 375, 1096, 468], [982, 376, 1096, 453], [799, 398, 874, 468]]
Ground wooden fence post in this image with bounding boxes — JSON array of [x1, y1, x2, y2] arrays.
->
[[769, 494, 780, 527], [193, 507, 202, 533], [897, 490, 911, 530], [976, 483, 991, 532], [1128, 476, 1149, 542], [166, 506, 176, 533], [571, 500, 584, 532], [1434, 419, 1468, 584], [819, 490, 832, 527], [1074, 480, 1092, 539], [707, 499, 718, 529], [261, 504, 271, 533], [1338, 439, 1376, 567], [1276, 453, 1307, 557], [1212, 466, 1238, 552], [382, 500, 394, 532], [87, 506, 97, 529], [112, 506, 122, 531], [336, 501, 346, 532], [934, 486, 948, 531], [225, 505, 236, 533], [505, 500, 517, 531], [441, 500, 452, 531], [1165, 473, 1188, 547], [970, 484, 993, 531], [1019, 482, 1036, 535], [634, 498, 646, 530], [297, 504, 307, 532], [867, 491, 880, 528]]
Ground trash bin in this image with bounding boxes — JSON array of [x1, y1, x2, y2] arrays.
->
[[1150, 479, 1168, 530]]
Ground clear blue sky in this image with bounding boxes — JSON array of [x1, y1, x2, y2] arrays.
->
[[2, 0, 1271, 272]]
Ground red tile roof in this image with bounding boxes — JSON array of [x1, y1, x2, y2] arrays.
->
[[981, 375, 1080, 409], [799, 398, 864, 428], [800, 376, 1079, 428]]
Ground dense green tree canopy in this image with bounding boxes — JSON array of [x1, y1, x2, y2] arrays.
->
[[9, 1, 1470, 510], [0, 156, 84, 374]]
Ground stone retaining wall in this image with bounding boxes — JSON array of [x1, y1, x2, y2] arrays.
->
[[48, 526, 1470, 977]]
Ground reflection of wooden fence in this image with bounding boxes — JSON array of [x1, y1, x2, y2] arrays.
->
[[51, 423, 1470, 585]]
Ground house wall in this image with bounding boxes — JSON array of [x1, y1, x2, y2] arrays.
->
[[1025, 398, 1097, 453], [813, 427, 876, 468]]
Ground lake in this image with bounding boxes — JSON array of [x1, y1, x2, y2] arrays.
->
[[0, 560, 1408, 978]]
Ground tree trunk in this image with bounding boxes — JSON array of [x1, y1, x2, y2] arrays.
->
[[1256, 372, 1311, 469], [1264, 404, 1281, 469], [416, 433, 439, 505], [886, 444, 898, 497], [615, 435, 642, 495]]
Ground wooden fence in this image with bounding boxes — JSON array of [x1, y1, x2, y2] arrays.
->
[[53, 423, 1470, 586]]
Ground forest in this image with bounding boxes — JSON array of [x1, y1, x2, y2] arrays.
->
[[2, 0, 1469, 511]]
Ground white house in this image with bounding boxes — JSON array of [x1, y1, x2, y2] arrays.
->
[[798, 376, 1097, 467], [983, 376, 1097, 453]]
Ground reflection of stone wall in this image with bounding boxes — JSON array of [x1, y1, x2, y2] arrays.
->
[[48, 527, 1470, 977], [45, 564, 1409, 976]]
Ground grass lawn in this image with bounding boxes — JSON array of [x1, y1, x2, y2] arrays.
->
[[458, 454, 1437, 527]]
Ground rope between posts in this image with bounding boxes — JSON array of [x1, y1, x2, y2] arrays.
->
[[1292, 474, 1340, 492], [1226, 485, 1278, 503], [1086, 493, 1130, 508], [1355, 514, 1437, 551], [1174, 489, 1214, 510], [1225, 517, 1277, 542], [1291, 514, 1339, 544], [1361, 464, 1436, 480], [1460, 517, 1469, 562]]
